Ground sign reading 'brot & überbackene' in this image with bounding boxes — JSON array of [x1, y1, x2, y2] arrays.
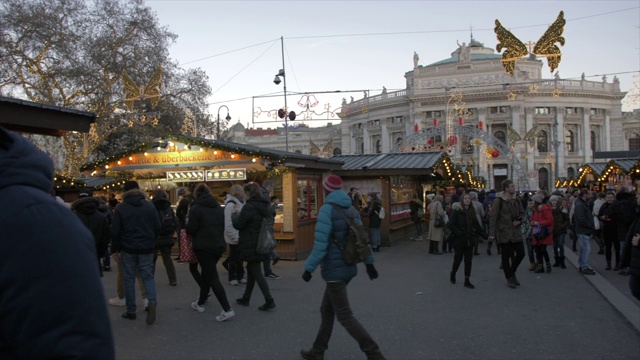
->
[[106, 148, 253, 171]]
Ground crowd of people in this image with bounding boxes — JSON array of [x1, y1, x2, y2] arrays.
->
[[407, 179, 640, 298]]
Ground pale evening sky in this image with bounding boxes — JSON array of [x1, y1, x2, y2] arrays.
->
[[146, 0, 640, 129]]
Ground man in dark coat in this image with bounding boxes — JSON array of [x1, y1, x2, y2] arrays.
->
[[111, 180, 160, 324], [72, 191, 111, 277], [0, 126, 114, 359], [612, 186, 637, 275], [573, 190, 596, 275]]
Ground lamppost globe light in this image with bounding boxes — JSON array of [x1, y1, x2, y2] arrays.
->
[[273, 75, 281, 85], [216, 105, 231, 140]]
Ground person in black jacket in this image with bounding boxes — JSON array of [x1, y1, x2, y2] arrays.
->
[[186, 184, 235, 321], [598, 192, 619, 270], [620, 195, 640, 300], [366, 192, 383, 252], [71, 191, 111, 277], [152, 189, 178, 286], [612, 187, 637, 275], [232, 183, 275, 311], [449, 194, 487, 289], [0, 126, 114, 359], [111, 180, 160, 324]]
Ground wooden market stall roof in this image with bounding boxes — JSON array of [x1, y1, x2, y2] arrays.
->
[[80, 134, 343, 174], [0, 96, 95, 136]]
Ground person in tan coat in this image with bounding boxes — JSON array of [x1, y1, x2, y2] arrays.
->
[[427, 195, 446, 254]]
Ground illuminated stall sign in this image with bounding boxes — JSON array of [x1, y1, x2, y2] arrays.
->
[[206, 168, 246, 181], [166, 171, 205, 182]]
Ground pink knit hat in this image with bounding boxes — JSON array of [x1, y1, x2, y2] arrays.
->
[[323, 174, 343, 192]]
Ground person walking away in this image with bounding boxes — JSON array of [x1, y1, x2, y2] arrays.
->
[[573, 190, 596, 275], [410, 193, 424, 241], [530, 194, 554, 273], [300, 174, 385, 360], [97, 195, 114, 272], [261, 179, 281, 279], [520, 199, 536, 271], [488, 180, 526, 289], [176, 187, 194, 261], [232, 183, 276, 311], [111, 180, 160, 324], [612, 186, 637, 275], [0, 126, 115, 359], [469, 191, 485, 255], [367, 192, 383, 252], [427, 195, 445, 254], [223, 184, 246, 285], [187, 184, 235, 321], [619, 195, 640, 300], [71, 190, 111, 277], [449, 194, 487, 288], [151, 189, 177, 286], [598, 192, 619, 270], [549, 195, 569, 269]]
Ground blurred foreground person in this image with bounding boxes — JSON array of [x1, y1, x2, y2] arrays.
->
[[0, 126, 114, 359]]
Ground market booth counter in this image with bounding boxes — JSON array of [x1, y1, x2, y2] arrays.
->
[[331, 151, 478, 246], [573, 158, 640, 192], [80, 134, 343, 260]]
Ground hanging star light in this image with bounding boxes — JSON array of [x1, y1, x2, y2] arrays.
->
[[552, 89, 562, 97], [529, 84, 539, 93], [507, 92, 517, 101]]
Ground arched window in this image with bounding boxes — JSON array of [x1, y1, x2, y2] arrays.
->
[[395, 137, 403, 146], [567, 167, 575, 178], [538, 167, 549, 191], [375, 139, 381, 153], [494, 130, 507, 146], [294, 150, 302, 154], [537, 130, 548, 153], [630, 133, 640, 150], [591, 131, 598, 152], [333, 147, 342, 156], [565, 130, 574, 153]]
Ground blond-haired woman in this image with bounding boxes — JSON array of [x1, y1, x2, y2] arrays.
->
[[427, 195, 446, 255]]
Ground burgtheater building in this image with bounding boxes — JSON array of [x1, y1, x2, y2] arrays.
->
[[227, 36, 636, 190]]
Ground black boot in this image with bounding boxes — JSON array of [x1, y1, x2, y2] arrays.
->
[[605, 260, 612, 270], [534, 265, 544, 273], [258, 298, 276, 311], [552, 256, 560, 267], [560, 256, 567, 269], [431, 241, 442, 255], [450, 271, 456, 284], [464, 278, 475, 289]]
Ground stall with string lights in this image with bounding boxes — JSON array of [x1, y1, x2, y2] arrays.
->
[[81, 134, 342, 260]]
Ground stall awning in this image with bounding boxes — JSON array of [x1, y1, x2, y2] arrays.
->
[[332, 152, 445, 171], [0, 96, 95, 136]]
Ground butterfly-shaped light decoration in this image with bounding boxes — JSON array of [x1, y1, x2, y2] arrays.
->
[[507, 124, 540, 148], [495, 11, 565, 77], [122, 65, 162, 111], [309, 139, 334, 158]]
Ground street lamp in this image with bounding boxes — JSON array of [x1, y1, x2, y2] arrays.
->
[[216, 105, 231, 140], [273, 36, 295, 152]]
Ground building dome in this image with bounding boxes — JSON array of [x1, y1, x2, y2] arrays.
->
[[426, 35, 501, 66]]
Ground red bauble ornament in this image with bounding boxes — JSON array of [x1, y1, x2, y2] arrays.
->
[[458, 117, 464, 125], [492, 149, 499, 158], [448, 135, 457, 145], [478, 120, 484, 130], [427, 138, 434, 145], [433, 118, 439, 126], [414, 124, 420, 132]]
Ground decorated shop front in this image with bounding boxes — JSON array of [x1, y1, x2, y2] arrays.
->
[[81, 134, 342, 260], [571, 158, 640, 192], [331, 151, 483, 246]]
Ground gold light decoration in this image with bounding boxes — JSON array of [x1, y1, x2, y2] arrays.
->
[[529, 84, 539, 93], [507, 91, 517, 101], [552, 89, 562, 97], [122, 66, 162, 110], [495, 11, 566, 76]]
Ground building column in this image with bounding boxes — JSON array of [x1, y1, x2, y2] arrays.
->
[[478, 110, 488, 182], [556, 107, 566, 178], [381, 122, 390, 153], [363, 127, 370, 154], [583, 110, 591, 163], [604, 113, 611, 151], [525, 108, 535, 185]]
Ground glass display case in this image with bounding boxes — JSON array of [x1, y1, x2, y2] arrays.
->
[[390, 176, 418, 221], [297, 177, 319, 222]]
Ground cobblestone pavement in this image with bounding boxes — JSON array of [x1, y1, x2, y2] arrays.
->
[[103, 237, 640, 360]]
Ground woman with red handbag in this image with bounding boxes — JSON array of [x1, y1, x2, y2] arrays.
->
[[530, 194, 554, 274]]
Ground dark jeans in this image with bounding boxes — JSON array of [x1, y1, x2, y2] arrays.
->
[[311, 281, 384, 359], [154, 244, 177, 285], [525, 237, 535, 264], [629, 274, 640, 301], [243, 261, 272, 301], [226, 244, 245, 281], [500, 242, 525, 279], [189, 262, 203, 288], [535, 245, 550, 264], [552, 233, 565, 257], [452, 245, 473, 277], [263, 251, 278, 276], [194, 250, 230, 311], [603, 232, 620, 266]]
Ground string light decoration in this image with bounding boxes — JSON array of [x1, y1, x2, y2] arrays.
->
[[253, 94, 345, 126], [495, 11, 566, 76], [507, 124, 540, 148], [623, 74, 639, 109], [53, 173, 86, 190], [529, 84, 539, 93], [552, 89, 562, 97], [122, 66, 162, 111], [507, 91, 517, 101]]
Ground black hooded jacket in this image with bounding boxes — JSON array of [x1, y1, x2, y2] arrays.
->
[[232, 196, 272, 263], [153, 197, 178, 246], [72, 196, 110, 257], [111, 189, 160, 254], [186, 193, 226, 255], [0, 127, 114, 359]]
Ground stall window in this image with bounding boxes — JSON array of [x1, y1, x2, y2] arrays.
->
[[297, 179, 319, 222]]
